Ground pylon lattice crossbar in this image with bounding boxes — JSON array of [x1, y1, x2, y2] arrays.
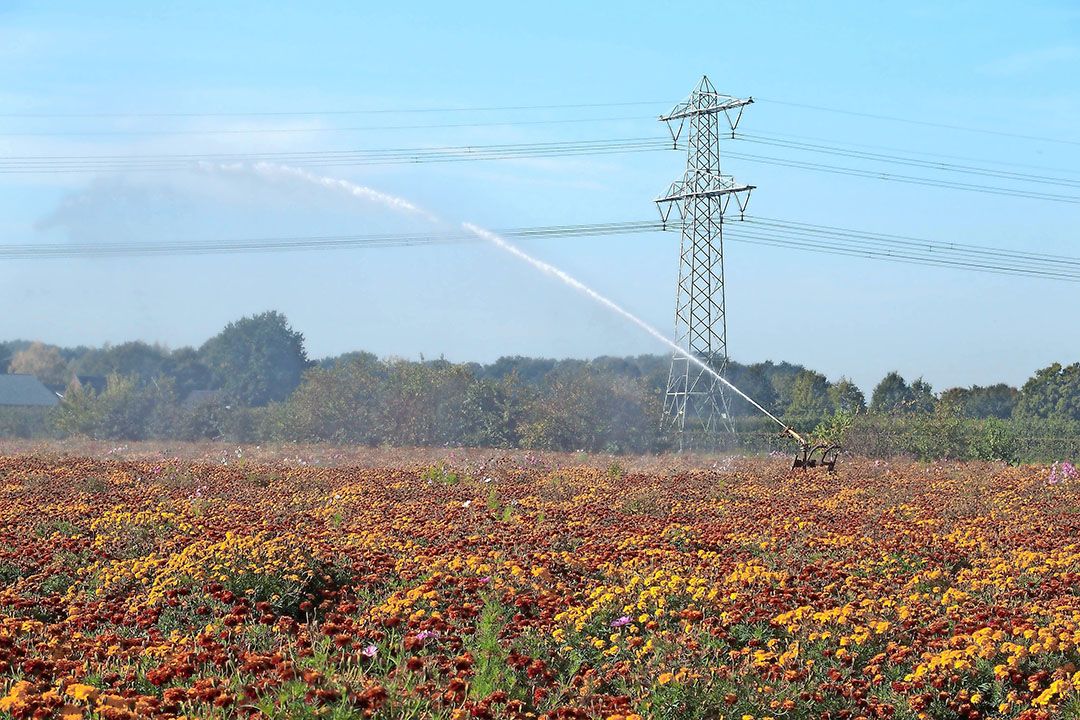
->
[[655, 76, 753, 445]]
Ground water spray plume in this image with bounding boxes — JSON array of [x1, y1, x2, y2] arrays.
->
[[200, 161, 797, 445], [201, 161, 439, 222], [461, 222, 799, 442]]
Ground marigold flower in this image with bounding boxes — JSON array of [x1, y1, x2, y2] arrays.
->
[[66, 684, 99, 703]]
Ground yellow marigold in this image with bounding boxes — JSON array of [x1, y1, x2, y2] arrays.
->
[[0, 680, 35, 712], [66, 683, 99, 703]]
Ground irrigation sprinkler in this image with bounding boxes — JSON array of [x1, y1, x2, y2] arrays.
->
[[712, 374, 841, 472], [790, 439, 842, 473]]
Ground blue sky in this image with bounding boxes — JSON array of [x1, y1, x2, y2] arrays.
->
[[1, 1, 1078, 393]]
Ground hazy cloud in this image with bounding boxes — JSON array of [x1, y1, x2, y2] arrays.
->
[[35, 176, 198, 244], [33, 165, 439, 249]]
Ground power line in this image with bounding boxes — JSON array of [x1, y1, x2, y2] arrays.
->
[[2, 136, 665, 160], [6, 95, 1077, 149], [0, 221, 663, 259], [746, 216, 1080, 269], [3, 134, 1079, 217], [737, 133, 1080, 190], [0, 100, 669, 120], [724, 150, 1080, 205], [754, 97, 1080, 147], [725, 228, 1080, 283], [744, 128, 1080, 179], [3, 217, 1079, 283], [7, 136, 1080, 209], [726, 233, 1075, 282], [0, 138, 672, 173], [732, 218, 1080, 280], [0, 115, 657, 138], [7, 122, 1075, 193]]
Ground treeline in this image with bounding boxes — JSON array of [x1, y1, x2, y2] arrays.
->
[[2, 311, 1079, 462]]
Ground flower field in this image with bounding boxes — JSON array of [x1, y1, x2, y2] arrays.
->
[[2, 452, 1080, 719]]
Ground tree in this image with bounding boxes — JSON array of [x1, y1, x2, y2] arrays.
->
[[467, 372, 534, 448], [381, 360, 486, 446], [870, 371, 914, 414], [765, 362, 806, 414], [8, 342, 72, 390], [53, 374, 177, 440], [283, 356, 386, 444], [163, 347, 213, 398], [786, 370, 834, 419], [0, 342, 12, 373], [521, 366, 657, 453], [828, 377, 867, 413], [910, 378, 936, 414], [727, 363, 779, 416], [74, 341, 169, 385], [481, 356, 558, 385], [939, 384, 1018, 419], [283, 355, 542, 448], [199, 311, 309, 406], [938, 388, 968, 416], [1015, 363, 1080, 422]]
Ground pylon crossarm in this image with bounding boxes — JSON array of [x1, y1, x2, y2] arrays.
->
[[655, 184, 754, 204], [661, 95, 753, 122]]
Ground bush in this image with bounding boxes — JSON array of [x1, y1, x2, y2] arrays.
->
[[53, 374, 177, 440], [421, 462, 460, 486], [842, 414, 1080, 464], [175, 399, 227, 441], [0, 407, 55, 438], [903, 410, 971, 461], [812, 410, 856, 447], [971, 418, 1021, 464]]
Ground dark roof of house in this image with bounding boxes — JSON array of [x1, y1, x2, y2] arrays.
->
[[0, 374, 60, 407]]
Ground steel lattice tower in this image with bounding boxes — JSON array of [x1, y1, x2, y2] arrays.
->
[[655, 77, 753, 444]]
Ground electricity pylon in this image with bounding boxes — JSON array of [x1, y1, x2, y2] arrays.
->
[[655, 76, 753, 446]]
